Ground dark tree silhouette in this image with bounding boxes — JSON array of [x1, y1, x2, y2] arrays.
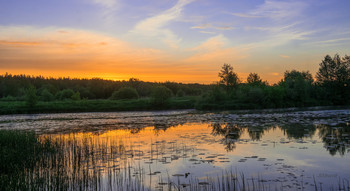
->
[[247, 73, 262, 84], [316, 54, 350, 104], [316, 54, 349, 84], [218, 63, 240, 90]]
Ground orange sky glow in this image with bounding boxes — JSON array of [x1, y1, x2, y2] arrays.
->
[[1, 0, 349, 84]]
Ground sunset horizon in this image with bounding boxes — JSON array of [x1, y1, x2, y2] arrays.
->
[[1, 0, 350, 84]]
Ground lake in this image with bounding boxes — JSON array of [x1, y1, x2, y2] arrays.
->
[[1, 109, 349, 191]]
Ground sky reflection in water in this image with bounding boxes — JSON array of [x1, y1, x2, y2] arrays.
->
[[42, 122, 349, 190], [1, 109, 349, 190]]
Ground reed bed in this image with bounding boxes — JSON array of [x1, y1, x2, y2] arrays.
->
[[1, 130, 349, 191]]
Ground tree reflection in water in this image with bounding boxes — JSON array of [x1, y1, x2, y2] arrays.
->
[[317, 124, 350, 156], [210, 123, 243, 151]]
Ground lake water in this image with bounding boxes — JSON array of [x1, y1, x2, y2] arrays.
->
[[1, 109, 349, 190]]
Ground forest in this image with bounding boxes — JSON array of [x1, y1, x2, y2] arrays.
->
[[0, 54, 349, 114]]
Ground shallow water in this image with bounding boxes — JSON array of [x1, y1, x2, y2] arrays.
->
[[1, 109, 350, 190]]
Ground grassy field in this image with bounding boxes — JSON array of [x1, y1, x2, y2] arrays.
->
[[0, 96, 198, 115]]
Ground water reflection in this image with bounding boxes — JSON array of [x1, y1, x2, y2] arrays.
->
[[1, 110, 350, 190], [317, 124, 350, 156], [211, 123, 242, 151], [26, 122, 349, 190]]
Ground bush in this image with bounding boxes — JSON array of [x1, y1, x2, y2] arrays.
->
[[55, 89, 74, 100], [25, 85, 38, 107], [71, 92, 81, 101], [39, 89, 54, 102], [247, 87, 265, 105], [0, 95, 17, 101], [151, 86, 172, 106], [109, 87, 139, 100], [176, 89, 185, 97]]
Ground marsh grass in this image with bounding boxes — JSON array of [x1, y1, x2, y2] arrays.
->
[[0, 130, 56, 190], [1, 130, 349, 191]]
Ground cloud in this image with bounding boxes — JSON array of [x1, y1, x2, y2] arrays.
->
[[92, 0, 118, 9], [231, 0, 307, 21], [232, 3, 312, 49], [0, 25, 228, 83], [229, 13, 262, 19], [199, 31, 216, 34], [131, 0, 195, 48], [191, 23, 233, 31], [244, 29, 312, 49], [280, 55, 290, 58], [90, 0, 120, 23], [191, 24, 211, 29], [185, 35, 247, 66], [305, 37, 350, 47], [0, 25, 169, 72], [215, 26, 233, 30]]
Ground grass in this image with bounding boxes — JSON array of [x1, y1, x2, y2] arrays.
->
[[1, 130, 349, 191], [0, 96, 199, 115], [0, 130, 56, 190]]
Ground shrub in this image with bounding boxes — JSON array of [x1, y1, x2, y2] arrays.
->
[[71, 92, 81, 101], [247, 87, 265, 104], [0, 95, 17, 101], [109, 87, 139, 100], [176, 89, 185, 97], [55, 89, 74, 100], [39, 89, 54, 101], [25, 85, 38, 107], [151, 86, 172, 106]]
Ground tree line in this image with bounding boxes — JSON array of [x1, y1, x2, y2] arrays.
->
[[0, 54, 349, 110], [197, 54, 350, 109], [0, 75, 207, 105]]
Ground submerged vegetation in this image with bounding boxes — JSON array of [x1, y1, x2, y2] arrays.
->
[[0, 54, 349, 114]]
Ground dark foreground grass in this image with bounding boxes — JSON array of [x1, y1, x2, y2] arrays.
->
[[0, 130, 56, 190], [1, 130, 349, 191], [0, 96, 198, 115]]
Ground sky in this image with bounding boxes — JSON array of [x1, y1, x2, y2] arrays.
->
[[1, 0, 350, 84]]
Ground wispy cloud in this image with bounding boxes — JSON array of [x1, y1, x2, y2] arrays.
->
[[229, 13, 262, 19], [280, 55, 290, 58], [305, 37, 350, 47], [185, 35, 247, 66], [244, 29, 312, 49], [92, 0, 118, 9], [191, 24, 211, 29], [0, 25, 169, 72], [0, 25, 225, 83], [131, 0, 195, 48], [231, 0, 307, 20], [191, 23, 233, 31], [199, 31, 216, 34], [90, 0, 120, 23], [228, 1, 311, 48]]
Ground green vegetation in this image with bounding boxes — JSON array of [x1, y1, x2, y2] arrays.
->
[[25, 85, 38, 107], [151, 86, 173, 106], [196, 54, 350, 110], [0, 130, 56, 190], [110, 87, 139, 100], [0, 97, 198, 114], [0, 54, 349, 114]]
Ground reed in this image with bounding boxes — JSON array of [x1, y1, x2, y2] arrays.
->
[[1, 130, 349, 191]]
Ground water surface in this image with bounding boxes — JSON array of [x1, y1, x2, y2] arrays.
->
[[1, 109, 349, 190]]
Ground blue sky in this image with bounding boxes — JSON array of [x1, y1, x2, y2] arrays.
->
[[1, 0, 349, 83]]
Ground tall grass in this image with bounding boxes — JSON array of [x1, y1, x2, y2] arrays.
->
[[0, 130, 56, 190], [1, 130, 349, 191]]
